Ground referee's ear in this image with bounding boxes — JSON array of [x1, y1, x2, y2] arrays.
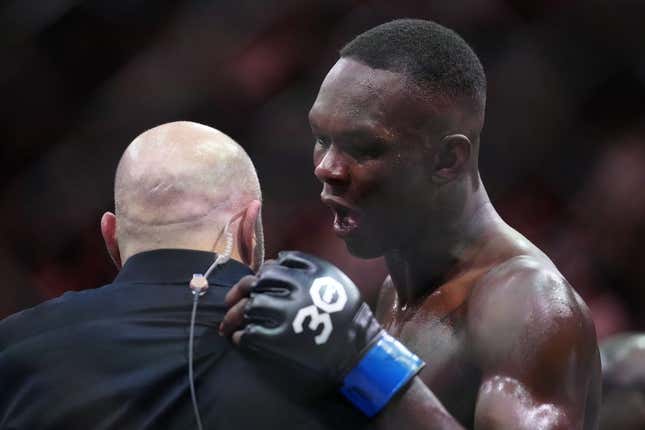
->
[[237, 200, 262, 268], [101, 211, 122, 270]]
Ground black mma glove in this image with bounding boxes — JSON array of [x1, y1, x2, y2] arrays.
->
[[240, 251, 424, 417]]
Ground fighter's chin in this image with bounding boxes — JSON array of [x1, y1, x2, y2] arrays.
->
[[343, 236, 385, 259]]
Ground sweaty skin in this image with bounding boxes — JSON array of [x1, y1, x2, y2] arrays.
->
[[221, 58, 601, 429]]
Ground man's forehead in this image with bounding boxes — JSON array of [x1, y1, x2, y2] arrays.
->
[[309, 58, 443, 137], [324, 58, 405, 86], [315, 58, 409, 105], [313, 60, 401, 119]]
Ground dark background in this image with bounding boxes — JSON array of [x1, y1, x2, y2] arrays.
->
[[1, 0, 644, 339]]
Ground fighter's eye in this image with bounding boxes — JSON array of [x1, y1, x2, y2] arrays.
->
[[361, 145, 385, 158], [348, 142, 385, 161]]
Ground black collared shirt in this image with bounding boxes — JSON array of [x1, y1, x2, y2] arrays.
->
[[0, 249, 366, 429]]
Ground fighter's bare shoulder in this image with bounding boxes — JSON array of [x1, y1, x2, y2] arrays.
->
[[467, 255, 597, 388]]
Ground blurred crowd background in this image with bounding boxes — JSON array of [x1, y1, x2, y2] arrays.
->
[[1, 0, 644, 338]]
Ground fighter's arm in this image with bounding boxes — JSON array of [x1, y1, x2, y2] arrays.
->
[[467, 257, 599, 429], [221, 286, 463, 430], [219, 253, 462, 429], [369, 377, 462, 429]]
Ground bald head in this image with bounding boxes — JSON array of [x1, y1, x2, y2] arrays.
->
[[105, 121, 262, 264]]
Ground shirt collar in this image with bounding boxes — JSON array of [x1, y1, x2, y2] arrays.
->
[[113, 249, 253, 287]]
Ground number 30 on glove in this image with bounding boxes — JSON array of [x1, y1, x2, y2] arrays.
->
[[238, 251, 425, 417]]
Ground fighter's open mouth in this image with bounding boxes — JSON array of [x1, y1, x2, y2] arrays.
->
[[332, 207, 360, 237], [321, 195, 362, 237], [335, 205, 349, 218]]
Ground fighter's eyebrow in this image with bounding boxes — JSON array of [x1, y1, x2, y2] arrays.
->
[[336, 125, 392, 144], [309, 114, 392, 143]]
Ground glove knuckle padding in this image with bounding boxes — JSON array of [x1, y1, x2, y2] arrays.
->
[[255, 265, 305, 293], [276, 250, 318, 272], [245, 293, 285, 326], [241, 251, 381, 380], [241, 323, 281, 353]]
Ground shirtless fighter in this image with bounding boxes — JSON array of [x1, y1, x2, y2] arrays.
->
[[219, 19, 601, 429]]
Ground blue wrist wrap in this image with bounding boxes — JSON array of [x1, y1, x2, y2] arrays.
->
[[340, 333, 425, 417]]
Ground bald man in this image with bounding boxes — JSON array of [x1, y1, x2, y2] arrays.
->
[[0, 122, 365, 429]]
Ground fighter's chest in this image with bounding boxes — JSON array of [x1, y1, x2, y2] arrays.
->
[[382, 307, 481, 425]]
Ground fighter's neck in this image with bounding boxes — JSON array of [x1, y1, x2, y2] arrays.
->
[[384, 183, 499, 306]]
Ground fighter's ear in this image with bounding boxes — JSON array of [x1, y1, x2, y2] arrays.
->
[[101, 211, 122, 269], [237, 200, 262, 267], [432, 134, 472, 183]]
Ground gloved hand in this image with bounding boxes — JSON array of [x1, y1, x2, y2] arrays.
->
[[219, 251, 424, 417]]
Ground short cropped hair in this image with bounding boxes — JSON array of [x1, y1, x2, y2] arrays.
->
[[340, 19, 486, 113]]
